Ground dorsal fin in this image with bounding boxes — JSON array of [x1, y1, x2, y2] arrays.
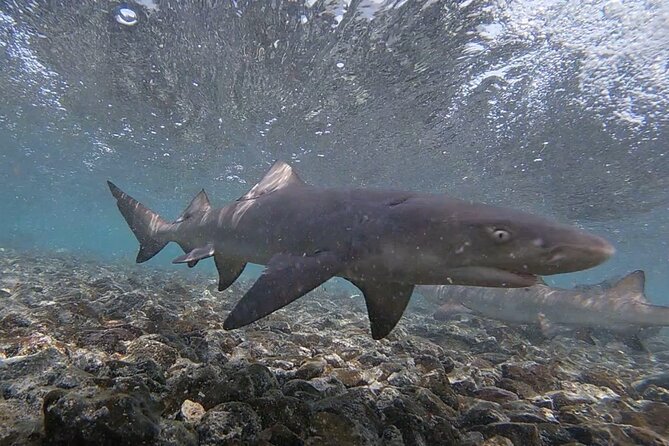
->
[[610, 270, 646, 299], [176, 190, 211, 223], [238, 161, 305, 201]]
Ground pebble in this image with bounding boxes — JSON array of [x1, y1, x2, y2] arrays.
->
[[179, 399, 205, 424]]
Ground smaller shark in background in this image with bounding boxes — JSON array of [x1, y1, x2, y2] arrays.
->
[[417, 271, 668, 349]]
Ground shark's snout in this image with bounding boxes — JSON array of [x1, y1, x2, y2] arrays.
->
[[543, 233, 615, 274]]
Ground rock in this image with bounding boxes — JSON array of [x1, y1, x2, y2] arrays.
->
[[322, 353, 346, 368], [330, 368, 367, 387], [165, 362, 230, 411], [536, 423, 577, 445], [180, 399, 205, 424], [473, 386, 519, 404], [249, 395, 312, 437], [380, 425, 405, 446], [501, 362, 558, 393], [387, 369, 417, 387], [482, 435, 514, 446], [0, 348, 66, 381], [98, 358, 167, 393], [166, 362, 278, 411], [308, 376, 348, 398], [357, 351, 387, 367], [125, 336, 179, 369], [380, 391, 460, 445], [572, 422, 668, 446], [503, 400, 558, 425], [197, 402, 262, 446], [282, 379, 324, 401], [545, 391, 596, 409], [309, 389, 383, 445], [412, 387, 458, 419], [478, 353, 510, 365], [43, 387, 161, 446], [458, 401, 510, 428], [0, 312, 33, 329], [623, 400, 669, 437], [227, 363, 280, 401], [479, 422, 541, 446], [156, 420, 198, 446], [641, 385, 669, 404], [496, 378, 538, 399], [460, 431, 486, 446], [632, 372, 669, 394], [0, 399, 42, 446], [440, 356, 456, 373], [258, 423, 304, 446], [452, 379, 477, 397], [419, 369, 459, 409], [414, 354, 444, 373], [295, 358, 327, 380], [579, 367, 628, 396], [76, 326, 141, 354]]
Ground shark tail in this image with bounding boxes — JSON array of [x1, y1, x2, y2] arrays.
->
[[107, 181, 170, 263]]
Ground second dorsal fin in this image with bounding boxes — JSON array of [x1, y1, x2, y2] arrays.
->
[[176, 190, 211, 223]]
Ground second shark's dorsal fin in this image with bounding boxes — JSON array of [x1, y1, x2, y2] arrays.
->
[[238, 161, 306, 201], [611, 270, 646, 300], [176, 190, 211, 223]]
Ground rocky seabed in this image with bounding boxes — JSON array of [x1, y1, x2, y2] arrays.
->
[[1, 250, 668, 445]]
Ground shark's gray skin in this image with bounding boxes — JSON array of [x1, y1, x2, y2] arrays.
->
[[417, 271, 668, 347], [107, 161, 614, 339]]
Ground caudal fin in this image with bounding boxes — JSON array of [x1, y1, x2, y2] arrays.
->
[[107, 181, 170, 263]]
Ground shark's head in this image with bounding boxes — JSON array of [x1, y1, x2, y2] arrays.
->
[[435, 202, 615, 287]]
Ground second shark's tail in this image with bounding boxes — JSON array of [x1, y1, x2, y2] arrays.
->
[[107, 181, 170, 263]]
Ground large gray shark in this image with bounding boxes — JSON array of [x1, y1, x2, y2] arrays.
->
[[417, 271, 668, 344], [108, 161, 614, 339]]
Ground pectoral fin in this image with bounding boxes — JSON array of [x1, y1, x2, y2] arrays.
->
[[223, 251, 342, 330], [172, 244, 215, 265], [349, 280, 414, 340], [214, 254, 246, 291]]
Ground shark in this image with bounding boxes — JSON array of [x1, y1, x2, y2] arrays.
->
[[107, 161, 614, 339], [417, 271, 668, 347]]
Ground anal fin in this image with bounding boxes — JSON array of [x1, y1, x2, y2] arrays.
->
[[537, 313, 564, 338], [172, 244, 215, 265], [433, 302, 473, 321], [214, 254, 246, 291], [349, 279, 414, 340], [574, 328, 596, 345], [223, 251, 342, 330], [621, 333, 649, 352]]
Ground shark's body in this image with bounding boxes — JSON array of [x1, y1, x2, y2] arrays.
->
[[108, 161, 613, 339], [417, 271, 668, 340]]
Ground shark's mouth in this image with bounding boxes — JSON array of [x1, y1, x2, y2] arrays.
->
[[444, 267, 538, 288]]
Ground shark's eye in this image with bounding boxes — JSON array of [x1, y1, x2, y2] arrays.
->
[[491, 228, 511, 243]]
